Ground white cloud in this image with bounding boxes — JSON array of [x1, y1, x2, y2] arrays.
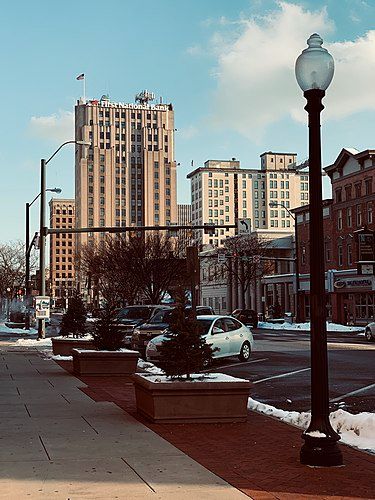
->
[[29, 110, 74, 142], [179, 125, 199, 140], [209, 2, 375, 141]]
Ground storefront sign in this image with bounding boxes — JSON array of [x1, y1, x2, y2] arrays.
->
[[358, 232, 374, 262], [333, 277, 374, 289]]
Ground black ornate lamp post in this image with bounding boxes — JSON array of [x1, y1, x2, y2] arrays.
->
[[295, 33, 343, 466]]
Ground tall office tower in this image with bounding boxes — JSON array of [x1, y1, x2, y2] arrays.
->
[[177, 203, 192, 253], [187, 153, 308, 247], [75, 91, 177, 248], [177, 204, 192, 226], [49, 199, 76, 305]]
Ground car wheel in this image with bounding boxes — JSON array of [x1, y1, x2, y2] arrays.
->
[[365, 328, 374, 342], [238, 341, 251, 362]]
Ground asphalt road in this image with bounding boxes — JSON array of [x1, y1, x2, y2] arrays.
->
[[208, 328, 375, 415]]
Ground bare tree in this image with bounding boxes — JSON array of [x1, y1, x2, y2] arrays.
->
[[78, 233, 188, 306], [0, 241, 28, 315], [207, 234, 273, 308]]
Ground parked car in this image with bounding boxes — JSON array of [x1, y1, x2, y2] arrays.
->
[[231, 309, 258, 328], [132, 305, 214, 357], [146, 315, 254, 363], [364, 322, 375, 342], [112, 305, 169, 346]]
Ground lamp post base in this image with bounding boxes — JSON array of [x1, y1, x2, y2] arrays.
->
[[300, 434, 343, 467]]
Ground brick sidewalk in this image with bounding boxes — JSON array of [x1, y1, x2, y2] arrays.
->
[[58, 361, 375, 500]]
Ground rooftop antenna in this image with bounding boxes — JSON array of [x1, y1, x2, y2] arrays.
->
[[135, 90, 155, 105]]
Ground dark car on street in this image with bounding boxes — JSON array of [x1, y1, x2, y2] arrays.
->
[[231, 309, 258, 328], [132, 305, 214, 357], [112, 305, 169, 346]]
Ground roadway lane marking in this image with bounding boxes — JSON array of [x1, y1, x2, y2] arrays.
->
[[253, 367, 310, 385], [330, 383, 375, 403], [202, 357, 269, 372], [328, 342, 375, 350]]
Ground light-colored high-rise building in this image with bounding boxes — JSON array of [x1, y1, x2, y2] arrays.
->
[[187, 152, 309, 246], [49, 199, 76, 304], [75, 91, 177, 248]]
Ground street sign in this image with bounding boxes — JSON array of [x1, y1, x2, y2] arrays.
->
[[217, 253, 226, 264], [237, 218, 251, 235], [35, 296, 50, 319], [357, 262, 375, 275]]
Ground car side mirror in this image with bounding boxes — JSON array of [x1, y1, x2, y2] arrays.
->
[[212, 327, 224, 334]]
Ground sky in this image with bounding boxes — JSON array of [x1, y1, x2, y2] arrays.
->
[[2, 0, 375, 243]]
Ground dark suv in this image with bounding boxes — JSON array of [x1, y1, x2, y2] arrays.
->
[[132, 305, 214, 357], [231, 309, 258, 328], [112, 305, 169, 346]]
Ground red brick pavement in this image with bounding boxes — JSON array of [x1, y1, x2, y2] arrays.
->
[[57, 361, 375, 500]]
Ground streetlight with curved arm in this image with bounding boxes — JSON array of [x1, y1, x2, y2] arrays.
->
[[25, 188, 61, 330], [37, 140, 90, 339], [269, 201, 301, 322]]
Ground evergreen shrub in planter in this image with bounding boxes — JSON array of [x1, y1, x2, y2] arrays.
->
[[133, 303, 251, 423], [52, 295, 95, 356], [72, 304, 138, 376]]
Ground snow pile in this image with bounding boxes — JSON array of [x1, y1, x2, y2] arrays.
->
[[258, 321, 364, 333], [248, 398, 375, 454], [51, 354, 72, 361], [137, 359, 164, 375], [15, 337, 52, 347], [141, 373, 248, 383], [0, 323, 38, 335]]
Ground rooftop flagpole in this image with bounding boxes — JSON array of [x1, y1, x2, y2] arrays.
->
[[76, 73, 85, 102]]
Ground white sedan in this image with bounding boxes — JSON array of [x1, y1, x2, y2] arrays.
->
[[146, 315, 254, 363], [364, 322, 375, 342]]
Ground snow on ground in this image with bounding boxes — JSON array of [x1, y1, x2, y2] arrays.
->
[[0, 322, 37, 335], [51, 354, 72, 361], [258, 321, 364, 333], [139, 373, 249, 383], [248, 398, 375, 454], [137, 359, 165, 375], [14, 337, 52, 347]]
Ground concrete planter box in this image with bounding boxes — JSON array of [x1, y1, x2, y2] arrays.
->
[[72, 349, 139, 376], [132, 373, 251, 423], [52, 337, 95, 356]]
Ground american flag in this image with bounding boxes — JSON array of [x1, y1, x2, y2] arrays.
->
[[76, 73, 85, 80]]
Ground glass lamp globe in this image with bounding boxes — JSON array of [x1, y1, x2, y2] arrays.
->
[[295, 34, 334, 92]]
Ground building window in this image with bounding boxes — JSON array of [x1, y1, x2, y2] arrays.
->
[[368, 202, 373, 224], [347, 207, 352, 227], [365, 178, 372, 195], [355, 183, 361, 198], [325, 242, 331, 262], [337, 209, 343, 230], [347, 244, 352, 266], [345, 185, 352, 200], [338, 245, 343, 266], [356, 205, 362, 226]]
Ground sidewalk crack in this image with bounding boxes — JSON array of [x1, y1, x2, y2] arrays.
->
[[24, 404, 31, 418], [121, 458, 156, 493], [81, 416, 99, 434], [39, 435, 51, 460]]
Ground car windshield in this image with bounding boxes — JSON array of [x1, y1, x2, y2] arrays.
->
[[149, 309, 173, 324], [197, 318, 215, 335], [117, 307, 151, 320]]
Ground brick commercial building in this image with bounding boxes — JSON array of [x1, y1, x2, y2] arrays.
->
[[292, 148, 375, 324], [49, 199, 76, 307]]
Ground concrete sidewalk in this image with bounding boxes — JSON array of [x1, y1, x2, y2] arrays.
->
[[0, 345, 246, 499]]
